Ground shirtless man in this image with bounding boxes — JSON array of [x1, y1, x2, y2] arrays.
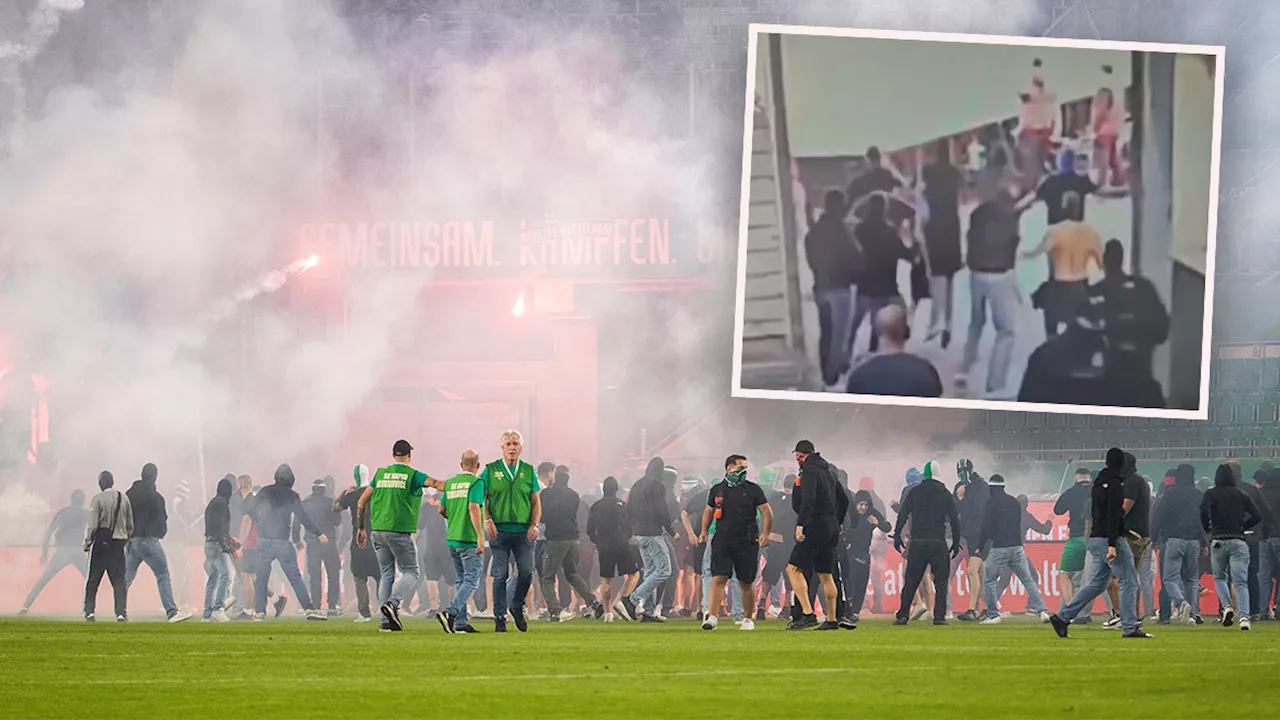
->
[[1022, 192, 1103, 337]]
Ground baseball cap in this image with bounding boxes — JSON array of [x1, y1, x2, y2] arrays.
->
[[794, 440, 816, 454], [988, 474, 1006, 487], [312, 478, 326, 488], [392, 439, 413, 456]]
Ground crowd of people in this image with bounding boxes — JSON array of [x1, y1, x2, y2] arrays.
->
[[801, 57, 1171, 406], [21, 431, 1279, 638]]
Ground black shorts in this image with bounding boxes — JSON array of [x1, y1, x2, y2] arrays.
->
[[963, 536, 985, 560], [685, 542, 706, 572], [598, 545, 637, 579], [761, 543, 791, 585], [420, 547, 455, 584], [788, 520, 839, 574], [710, 538, 760, 583]]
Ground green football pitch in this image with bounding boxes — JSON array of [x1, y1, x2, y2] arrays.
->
[[1, 616, 1275, 718]]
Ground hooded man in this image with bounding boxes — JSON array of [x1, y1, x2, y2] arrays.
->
[[588, 476, 637, 623], [846, 488, 891, 621], [859, 477, 889, 614], [1152, 464, 1205, 624], [1200, 463, 1262, 630], [21, 489, 89, 614], [1102, 452, 1152, 628], [296, 478, 342, 615], [124, 463, 191, 623], [955, 459, 991, 622], [84, 471, 133, 622], [337, 464, 381, 622], [786, 440, 848, 630], [202, 477, 236, 622], [539, 465, 604, 622], [1260, 468, 1280, 620], [253, 463, 329, 621], [975, 475, 1050, 623], [1049, 448, 1150, 639], [622, 456, 676, 623], [892, 461, 960, 626]]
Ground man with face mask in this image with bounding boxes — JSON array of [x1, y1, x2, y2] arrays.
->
[[336, 464, 380, 622], [699, 455, 772, 631], [125, 463, 192, 623], [202, 477, 237, 622], [892, 461, 961, 626], [253, 463, 330, 622], [786, 441, 844, 630], [296, 478, 342, 616], [846, 489, 891, 622], [975, 475, 1051, 623], [21, 489, 90, 614]]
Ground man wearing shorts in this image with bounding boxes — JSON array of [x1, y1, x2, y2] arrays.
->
[[336, 465, 380, 622], [785, 440, 842, 630], [700, 455, 772, 631], [587, 476, 635, 622], [1054, 468, 1094, 614]]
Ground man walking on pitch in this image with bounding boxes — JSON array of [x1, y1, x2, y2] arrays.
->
[[1152, 464, 1205, 625], [539, 465, 605, 621], [623, 457, 677, 624], [1048, 448, 1150, 638], [296, 478, 342, 615], [254, 464, 331, 622], [785, 440, 843, 630], [357, 439, 444, 632], [1201, 463, 1262, 630], [588, 476, 636, 623], [1053, 468, 1094, 613], [202, 476, 237, 622], [700, 455, 773, 631], [336, 465, 381, 622], [976, 475, 1050, 623], [21, 489, 89, 615], [84, 471, 133, 622], [438, 450, 487, 633], [478, 430, 542, 633], [893, 461, 960, 626], [125, 463, 192, 623]]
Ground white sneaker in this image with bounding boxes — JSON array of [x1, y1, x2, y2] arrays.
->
[[212, 609, 230, 623], [1240, 618, 1251, 631], [354, 615, 373, 623], [945, 611, 956, 620], [1102, 615, 1122, 630], [1177, 602, 1192, 625], [739, 618, 755, 631], [1223, 607, 1236, 627], [702, 614, 718, 631], [169, 610, 193, 623], [603, 612, 614, 623], [1039, 611, 1051, 623], [201, 617, 216, 623], [766, 606, 781, 619], [910, 604, 928, 621], [980, 614, 1002, 625], [734, 618, 746, 625]]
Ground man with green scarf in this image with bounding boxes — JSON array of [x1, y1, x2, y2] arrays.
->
[[477, 429, 542, 633], [699, 455, 773, 631]]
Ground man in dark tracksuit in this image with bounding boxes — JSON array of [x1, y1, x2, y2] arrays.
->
[[784, 440, 845, 630], [125, 463, 190, 622], [893, 461, 960, 626], [252, 463, 329, 621], [1049, 448, 1149, 639], [540, 465, 605, 621], [846, 489, 891, 620], [22, 489, 89, 614], [295, 478, 342, 614], [84, 471, 133, 622]]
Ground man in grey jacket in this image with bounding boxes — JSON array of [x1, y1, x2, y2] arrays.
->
[[84, 471, 134, 622]]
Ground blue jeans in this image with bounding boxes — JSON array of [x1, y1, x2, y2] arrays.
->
[[1260, 538, 1280, 616], [125, 537, 178, 617], [489, 531, 535, 619], [1161, 538, 1201, 616], [816, 287, 853, 385], [1210, 538, 1250, 614], [371, 530, 419, 612], [254, 538, 313, 614], [203, 541, 233, 617], [630, 535, 671, 615], [700, 538, 743, 620], [1057, 538, 1140, 633], [446, 546, 483, 628], [983, 546, 1046, 614], [962, 270, 1019, 393]]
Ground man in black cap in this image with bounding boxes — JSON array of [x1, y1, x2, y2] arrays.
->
[[296, 478, 342, 615], [785, 440, 844, 630]]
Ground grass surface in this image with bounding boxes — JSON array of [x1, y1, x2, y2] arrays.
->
[[1, 614, 1276, 718]]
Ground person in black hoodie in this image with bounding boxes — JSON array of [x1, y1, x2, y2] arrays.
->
[[1201, 463, 1262, 630], [1152, 463, 1204, 624], [891, 460, 960, 626], [846, 489, 891, 621], [587, 476, 635, 622], [124, 463, 191, 623], [202, 477, 237, 622], [540, 465, 604, 621], [622, 457, 675, 622], [955, 460, 990, 622], [975, 475, 1050, 623], [785, 441, 844, 630], [1260, 468, 1280, 620], [1235, 463, 1272, 620], [1049, 448, 1150, 638], [295, 478, 342, 615], [252, 463, 329, 621]]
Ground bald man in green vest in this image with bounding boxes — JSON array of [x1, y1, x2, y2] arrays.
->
[[478, 429, 543, 633]]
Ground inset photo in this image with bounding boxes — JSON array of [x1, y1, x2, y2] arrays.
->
[[732, 24, 1223, 419]]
